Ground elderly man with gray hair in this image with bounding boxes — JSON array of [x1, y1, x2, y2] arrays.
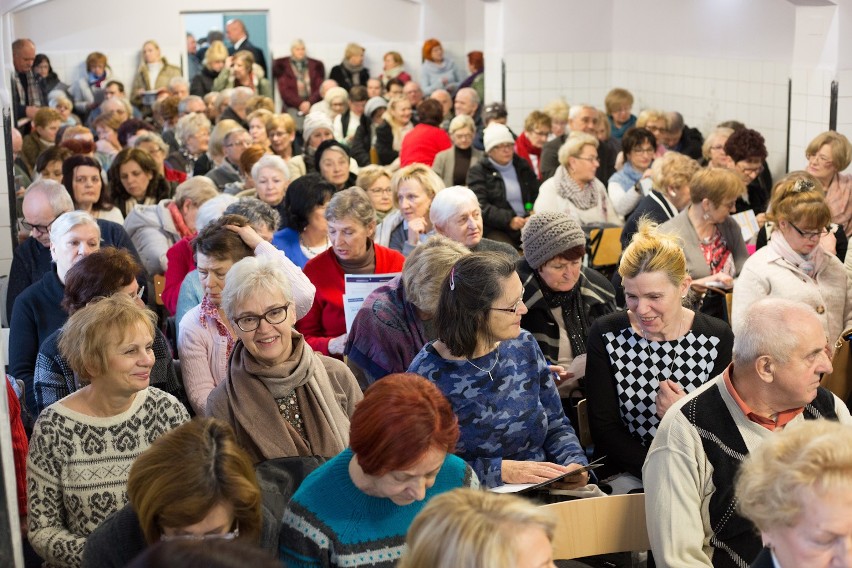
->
[[540, 104, 617, 184], [643, 297, 851, 568], [218, 85, 253, 128], [429, 186, 517, 258]]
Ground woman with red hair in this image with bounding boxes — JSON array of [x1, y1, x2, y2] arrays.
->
[[457, 51, 484, 103], [278, 373, 478, 567], [420, 39, 462, 96]]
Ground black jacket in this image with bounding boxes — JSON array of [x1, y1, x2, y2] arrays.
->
[[350, 117, 373, 167], [374, 121, 397, 166], [329, 64, 369, 92], [670, 124, 704, 160], [190, 66, 219, 97], [466, 156, 540, 232]]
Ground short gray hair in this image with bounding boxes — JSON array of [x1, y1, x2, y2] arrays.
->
[[221, 256, 293, 322], [49, 210, 100, 245], [196, 194, 238, 232], [251, 154, 290, 183], [178, 95, 205, 115], [25, 179, 74, 216], [133, 132, 169, 155], [168, 76, 190, 92], [429, 186, 479, 229], [224, 198, 281, 234], [402, 235, 469, 315], [456, 87, 480, 105], [325, 187, 375, 228], [558, 131, 599, 166], [231, 86, 254, 108], [449, 114, 475, 135], [733, 298, 817, 366], [175, 112, 212, 146], [568, 104, 596, 120]]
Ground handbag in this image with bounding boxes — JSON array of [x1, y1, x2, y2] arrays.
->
[[822, 328, 852, 403]]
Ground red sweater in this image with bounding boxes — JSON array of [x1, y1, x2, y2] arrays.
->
[[162, 236, 195, 315], [7, 379, 27, 516], [296, 244, 405, 356], [399, 123, 452, 167]]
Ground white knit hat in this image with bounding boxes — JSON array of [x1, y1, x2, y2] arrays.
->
[[303, 112, 334, 142], [483, 123, 514, 153]]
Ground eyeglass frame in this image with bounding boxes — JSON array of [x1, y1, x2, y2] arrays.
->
[[489, 297, 524, 314], [160, 524, 240, 542], [573, 155, 600, 164], [233, 304, 291, 332], [788, 221, 829, 240], [20, 214, 59, 234]]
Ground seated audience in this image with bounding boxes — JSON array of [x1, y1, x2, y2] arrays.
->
[[376, 164, 445, 256], [267, 113, 297, 163], [518, 212, 616, 396], [432, 114, 483, 187], [272, 174, 334, 269], [663, 111, 703, 159], [346, 236, 469, 388], [635, 109, 669, 157], [61, 154, 124, 224], [514, 111, 551, 180], [467, 123, 540, 247], [109, 147, 172, 217], [534, 131, 620, 228], [315, 139, 357, 190], [356, 165, 395, 222], [429, 186, 518, 257], [27, 294, 189, 567], [126, 540, 279, 568], [32, 145, 71, 183], [701, 126, 734, 169], [297, 188, 405, 357], [399, 99, 451, 167], [350, 96, 387, 167], [241, 155, 289, 228], [279, 373, 477, 567], [607, 127, 657, 218], [207, 127, 251, 190], [124, 177, 219, 276], [33, 248, 186, 418], [734, 173, 852, 344], [659, 167, 748, 322], [380, 51, 412, 89], [82, 418, 262, 566], [166, 112, 211, 176], [806, 131, 852, 237], [178, 214, 315, 415], [400, 488, 557, 568], [212, 50, 272, 98], [736, 420, 852, 568], [375, 96, 415, 167], [586, 221, 732, 485], [21, 107, 61, 172], [329, 43, 369, 92], [643, 298, 850, 567], [207, 256, 361, 464], [408, 252, 589, 488], [420, 38, 462, 95], [605, 87, 637, 141]]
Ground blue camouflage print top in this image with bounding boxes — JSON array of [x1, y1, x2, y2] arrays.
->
[[408, 330, 588, 488]]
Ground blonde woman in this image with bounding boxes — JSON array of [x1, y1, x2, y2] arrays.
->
[[212, 50, 272, 98], [374, 96, 414, 167], [356, 165, 395, 222], [329, 43, 369, 92], [375, 164, 445, 256], [130, 40, 181, 108], [636, 109, 669, 157], [191, 40, 228, 97]]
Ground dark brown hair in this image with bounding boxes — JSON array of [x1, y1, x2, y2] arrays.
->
[[61, 248, 141, 314], [416, 99, 444, 127], [61, 155, 115, 214], [192, 214, 254, 263]]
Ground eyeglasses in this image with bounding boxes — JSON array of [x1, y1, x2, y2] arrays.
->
[[632, 147, 655, 155], [788, 221, 829, 240], [20, 215, 58, 233], [368, 187, 393, 195], [490, 297, 524, 314], [710, 145, 725, 151], [531, 130, 550, 138], [161, 525, 240, 542], [736, 162, 764, 177], [575, 155, 600, 163], [225, 140, 251, 148], [234, 304, 290, 332], [807, 154, 834, 167]]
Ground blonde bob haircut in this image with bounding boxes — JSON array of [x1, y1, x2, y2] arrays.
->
[[356, 165, 392, 192], [736, 419, 852, 532], [402, 235, 470, 315], [344, 42, 365, 60], [688, 167, 745, 206], [390, 163, 445, 209], [557, 131, 599, 167], [618, 219, 688, 286], [604, 87, 634, 115], [128, 418, 262, 545], [650, 151, 701, 193], [58, 294, 156, 385], [399, 488, 556, 568], [267, 113, 296, 135], [448, 114, 476, 136], [701, 127, 734, 161], [765, 171, 831, 230], [805, 130, 852, 171], [636, 109, 669, 130], [542, 98, 570, 123], [173, 176, 219, 210]]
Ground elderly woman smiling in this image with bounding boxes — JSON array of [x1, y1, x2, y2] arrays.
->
[[27, 294, 189, 567], [297, 188, 405, 357], [376, 164, 445, 256], [207, 256, 362, 465]]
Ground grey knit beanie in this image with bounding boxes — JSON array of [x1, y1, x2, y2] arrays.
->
[[521, 211, 586, 269], [303, 112, 333, 143]]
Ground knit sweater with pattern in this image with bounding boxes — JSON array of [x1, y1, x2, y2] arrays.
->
[[278, 447, 477, 567], [27, 388, 189, 567]]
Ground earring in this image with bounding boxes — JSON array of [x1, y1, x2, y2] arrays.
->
[[702, 212, 710, 221]]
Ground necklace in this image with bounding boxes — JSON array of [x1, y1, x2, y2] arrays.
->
[[466, 348, 500, 381], [641, 309, 685, 385], [300, 233, 330, 258]]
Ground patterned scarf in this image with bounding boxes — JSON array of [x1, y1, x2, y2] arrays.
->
[[382, 65, 405, 86], [698, 228, 734, 276], [166, 201, 193, 239], [13, 70, 45, 110], [341, 60, 364, 86], [290, 58, 310, 100], [88, 71, 107, 88], [769, 228, 825, 279], [199, 296, 235, 357], [554, 166, 604, 212], [535, 271, 589, 356]]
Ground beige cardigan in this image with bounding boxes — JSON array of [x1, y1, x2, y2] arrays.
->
[[432, 146, 483, 187]]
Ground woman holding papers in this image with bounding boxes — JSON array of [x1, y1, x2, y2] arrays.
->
[[297, 188, 405, 358], [207, 255, 361, 465], [408, 252, 588, 489], [732, 173, 852, 345], [658, 167, 748, 323], [278, 374, 476, 567], [177, 214, 315, 415]]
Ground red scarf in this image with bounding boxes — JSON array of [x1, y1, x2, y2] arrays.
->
[[166, 201, 193, 239], [514, 132, 542, 179]]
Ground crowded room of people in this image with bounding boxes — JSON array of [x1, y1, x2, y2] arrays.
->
[[2, 0, 852, 567]]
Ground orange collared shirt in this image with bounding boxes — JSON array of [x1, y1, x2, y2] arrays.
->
[[722, 364, 804, 431]]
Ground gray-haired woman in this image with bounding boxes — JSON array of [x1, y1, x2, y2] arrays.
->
[[207, 255, 362, 465], [166, 112, 212, 176], [432, 115, 483, 187], [296, 188, 406, 357]]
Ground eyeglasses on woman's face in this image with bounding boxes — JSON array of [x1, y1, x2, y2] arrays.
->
[[789, 221, 829, 241], [234, 304, 290, 332], [490, 297, 525, 314]]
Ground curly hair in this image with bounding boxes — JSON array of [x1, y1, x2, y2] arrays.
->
[[724, 128, 768, 163]]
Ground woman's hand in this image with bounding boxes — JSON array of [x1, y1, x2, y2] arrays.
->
[[328, 333, 348, 355], [656, 379, 685, 418], [502, 460, 585, 486], [549, 462, 591, 490], [820, 230, 837, 256], [755, 212, 766, 229], [509, 216, 527, 231], [407, 217, 428, 245], [298, 101, 311, 115], [225, 223, 264, 249]]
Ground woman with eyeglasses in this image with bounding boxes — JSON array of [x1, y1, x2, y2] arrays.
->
[[356, 165, 395, 222], [805, 131, 852, 238], [534, 131, 620, 229], [659, 167, 748, 323], [725, 127, 771, 225], [207, 255, 362, 466], [733, 172, 852, 344], [407, 252, 589, 489], [82, 418, 263, 568], [27, 294, 189, 568], [607, 127, 657, 219]]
